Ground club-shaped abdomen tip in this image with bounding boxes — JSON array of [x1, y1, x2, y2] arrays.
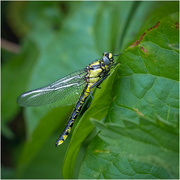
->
[[55, 139, 63, 147], [55, 134, 68, 147]]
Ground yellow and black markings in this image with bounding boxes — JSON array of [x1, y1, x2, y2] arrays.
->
[[17, 52, 120, 147]]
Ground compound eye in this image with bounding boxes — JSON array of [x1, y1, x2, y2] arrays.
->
[[103, 52, 109, 56], [103, 55, 110, 65]]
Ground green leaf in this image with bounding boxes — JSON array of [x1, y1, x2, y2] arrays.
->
[[79, 8, 179, 180], [2, 1, 179, 179], [90, 116, 178, 178], [2, 40, 38, 136], [115, 12, 179, 122], [136, 1, 179, 39], [16, 106, 72, 178], [7, 1, 63, 37]]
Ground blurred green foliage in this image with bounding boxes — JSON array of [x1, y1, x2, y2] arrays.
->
[[1, 1, 179, 179]]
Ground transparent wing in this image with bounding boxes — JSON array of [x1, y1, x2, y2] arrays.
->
[[17, 69, 87, 107]]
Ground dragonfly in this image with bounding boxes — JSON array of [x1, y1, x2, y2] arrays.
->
[[17, 52, 120, 146]]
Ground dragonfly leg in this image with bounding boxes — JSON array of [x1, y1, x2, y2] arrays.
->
[[89, 90, 94, 100]]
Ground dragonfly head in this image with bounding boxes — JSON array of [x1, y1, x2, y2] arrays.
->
[[102, 52, 114, 65]]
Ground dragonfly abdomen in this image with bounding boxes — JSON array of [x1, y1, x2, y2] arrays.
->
[[55, 85, 90, 146]]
